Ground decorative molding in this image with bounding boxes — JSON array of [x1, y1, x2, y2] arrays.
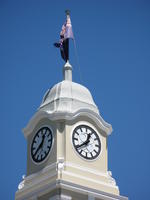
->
[[39, 80, 98, 111], [63, 171, 118, 189], [50, 194, 72, 200], [59, 180, 128, 200], [25, 162, 57, 183], [57, 162, 65, 171], [23, 109, 112, 138], [16, 178, 128, 200], [17, 161, 117, 196], [16, 162, 58, 199], [65, 162, 112, 179]]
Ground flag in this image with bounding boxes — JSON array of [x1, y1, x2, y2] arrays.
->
[[54, 12, 74, 62]]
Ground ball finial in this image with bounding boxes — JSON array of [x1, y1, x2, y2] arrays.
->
[[65, 10, 70, 16]]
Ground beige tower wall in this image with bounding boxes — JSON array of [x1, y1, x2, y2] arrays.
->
[[64, 116, 108, 173]]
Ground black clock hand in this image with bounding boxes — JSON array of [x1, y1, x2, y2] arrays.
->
[[76, 134, 91, 149], [34, 134, 45, 156]]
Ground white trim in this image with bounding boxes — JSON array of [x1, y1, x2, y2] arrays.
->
[[16, 179, 128, 200], [62, 171, 118, 189], [25, 162, 57, 182], [23, 110, 112, 138], [59, 180, 128, 200], [50, 194, 72, 200], [39, 97, 97, 110]]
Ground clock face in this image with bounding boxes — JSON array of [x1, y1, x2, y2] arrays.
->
[[31, 127, 53, 163], [72, 125, 101, 160]]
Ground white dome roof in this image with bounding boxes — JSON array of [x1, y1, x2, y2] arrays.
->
[[23, 62, 112, 137], [39, 80, 99, 115]]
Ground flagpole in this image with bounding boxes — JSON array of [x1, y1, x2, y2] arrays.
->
[[67, 38, 69, 62], [65, 10, 70, 62]]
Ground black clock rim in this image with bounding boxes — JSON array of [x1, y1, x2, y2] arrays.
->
[[72, 125, 101, 160], [31, 127, 53, 163]]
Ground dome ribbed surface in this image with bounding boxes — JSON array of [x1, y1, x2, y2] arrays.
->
[[39, 80, 99, 115]]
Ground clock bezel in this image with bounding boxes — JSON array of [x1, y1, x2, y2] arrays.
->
[[30, 125, 54, 165], [71, 122, 102, 161]]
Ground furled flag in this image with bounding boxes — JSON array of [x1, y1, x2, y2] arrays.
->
[[54, 11, 74, 62]]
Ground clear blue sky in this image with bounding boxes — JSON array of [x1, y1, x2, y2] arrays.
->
[[1, 1, 150, 199]]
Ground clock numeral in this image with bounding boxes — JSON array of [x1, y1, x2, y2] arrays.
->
[[88, 153, 92, 158], [80, 150, 83, 155], [32, 147, 36, 152], [90, 152, 93, 157], [94, 149, 97, 154], [75, 131, 79, 135], [47, 133, 50, 137], [74, 138, 78, 141]]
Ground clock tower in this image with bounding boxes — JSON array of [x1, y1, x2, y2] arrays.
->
[[15, 12, 128, 200]]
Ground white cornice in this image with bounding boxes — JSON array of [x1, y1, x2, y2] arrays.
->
[[23, 109, 112, 138], [63, 171, 118, 189], [60, 180, 128, 200], [16, 179, 128, 200], [16, 161, 119, 199]]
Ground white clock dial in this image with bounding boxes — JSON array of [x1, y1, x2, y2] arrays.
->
[[31, 127, 53, 163], [72, 125, 101, 160]]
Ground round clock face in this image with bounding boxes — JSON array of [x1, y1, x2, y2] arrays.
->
[[31, 127, 53, 163], [72, 125, 101, 160]]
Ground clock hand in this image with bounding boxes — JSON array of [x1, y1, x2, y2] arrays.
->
[[76, 134, 91, 149], [34, 134, 45, 156]]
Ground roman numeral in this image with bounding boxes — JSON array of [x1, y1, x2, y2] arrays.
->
[[80, 150, 83, 155], [94, 150, 97, 154], [48, 139, 52, 142], [90, 152, 93, 157], [47, 133, 50, 137]]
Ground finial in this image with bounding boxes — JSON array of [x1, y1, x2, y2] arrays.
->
[[63, 61, 72, 81], [65, 10, 70, 16]]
